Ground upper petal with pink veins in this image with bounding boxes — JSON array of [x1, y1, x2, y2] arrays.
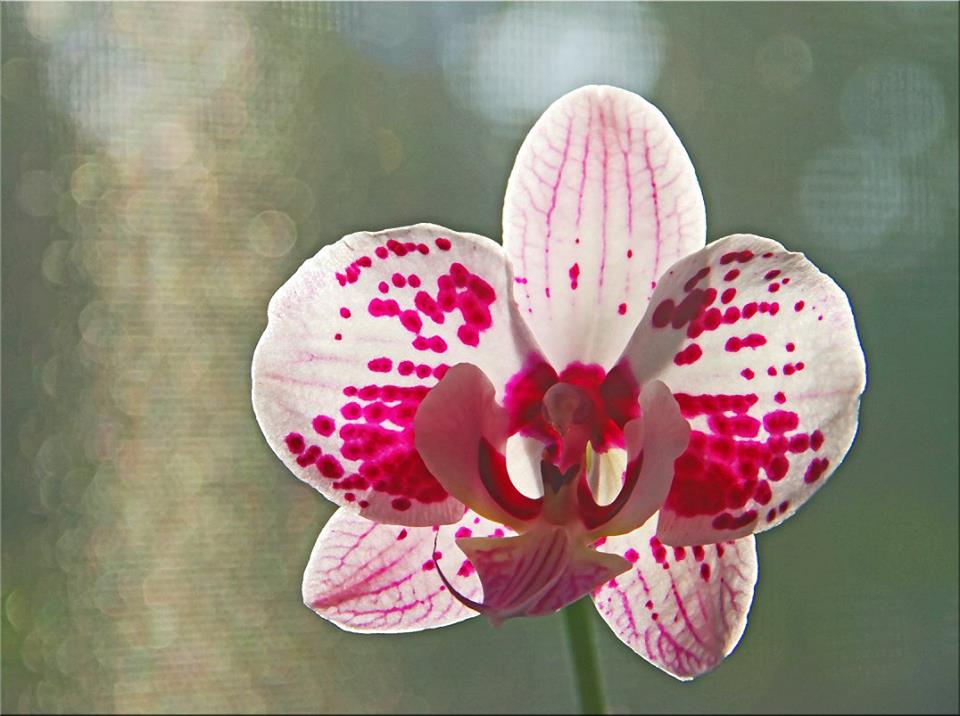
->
[[303, 508, 509, 633], [621, 234, 866, 545], [503, 85, 706, 369], [253, 224, 541, 527], [593, 517, 758, 680]]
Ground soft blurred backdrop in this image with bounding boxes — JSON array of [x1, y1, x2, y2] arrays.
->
[[2, 2, 957, 713]]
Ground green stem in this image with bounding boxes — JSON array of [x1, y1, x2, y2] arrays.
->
[[562, 597, 607, 715]]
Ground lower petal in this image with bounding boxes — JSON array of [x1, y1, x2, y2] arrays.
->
[[302, 508, 506, 633], [455, 527, 629, 625], [593, 516, 758, 680]]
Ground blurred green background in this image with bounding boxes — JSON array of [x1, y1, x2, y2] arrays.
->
[[2, 2, 957, 713]]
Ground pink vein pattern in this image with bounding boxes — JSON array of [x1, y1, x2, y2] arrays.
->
[[503, 85, 706, 370], [593, 519, 758, 680], [303, 508, 510, 633]]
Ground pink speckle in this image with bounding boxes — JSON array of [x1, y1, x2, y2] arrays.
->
[[455, 527, 472, 539], [435, 237, 451, 251], [618, 303, 627, 315], [700, 563, 711, 582], [334, 333, 342, 341], [396, 529, 408, 541], [674, 343, 703, 366], [804, 457, 830, 484], [284, 432, 305, 454], [339, 307, 351, 318], [624, 548, 639, 563], [569, 262, 580, 290], [774, 392, 786, 404], [312, 415, 336, 436], [741, 368, 755, 380], [786, 342, 796, 352], [367, 357, 393, 373], [795, 300, 805, 312]]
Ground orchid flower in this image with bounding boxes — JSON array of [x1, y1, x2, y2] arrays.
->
[[252, 85, 865, 681]]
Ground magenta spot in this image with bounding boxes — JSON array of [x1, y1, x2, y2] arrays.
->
[[457, 560, 475, 577], [421, 560, 435, 572], [398, 360, 414, 376], [296, 445, 321, 468], [568, 262, 580, 290], [795, 300, 805, 312], [367, 357, 393, 373], [719, 250, 755, 265], [684, 267, 710, 292], [341, 403, 361, 419], [627, 249, 633, 258], [378, 281, 389, 294], [618, 303, 627, 315], [764, 410, 799, 434], [435, 237, 451, 251], [723, 269, 740, 281], [340, 307, 351, 318], [786, 342, 796, 352], [457, 324, 479, 346], [400, 310, 422, 334], [700, 563, 712, 581], [811, 430, 825, 450], [392, 273, 406, 288], [318, 454, 344, 478], [673, 546, 687, 561], [741, 368, 755, 380], [392, 497, 412, 511], [649, 536, 668, 564], [692, 545, 705, 561], [408, 274, 421, 288], [375, 246, 389, 259], [721, 287, 736, 304], [455, 527, 472, 539], [624, 548, 639, 563], [768, 282, 780, 293], [774, 392, 786, 404], [764, 269, 781, 280], [743, 302, 758, 319], [284, 432, 305, 454], [312, 415, 336, 436], [334, 333, 342, 341], [711, 510, 758, 530], [767, 366, 778, 376], [652, 299, 675, 328], [396, 529, 408, 540], [753, 480, 772, 505], [804, 457, 830, 484], [674, 343, 703, 366], [415, 364, 431, 379]]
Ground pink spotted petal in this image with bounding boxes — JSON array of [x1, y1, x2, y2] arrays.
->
[[589, 380, 690, 538], [253, 224, 540, 527], [593, 518, 758, 680], [621, 234, 866, 545], [503, 85, 706, 369], [456, 527, 629, 625], [414, 363, 541, 530], [302, 508, 507, 633]]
